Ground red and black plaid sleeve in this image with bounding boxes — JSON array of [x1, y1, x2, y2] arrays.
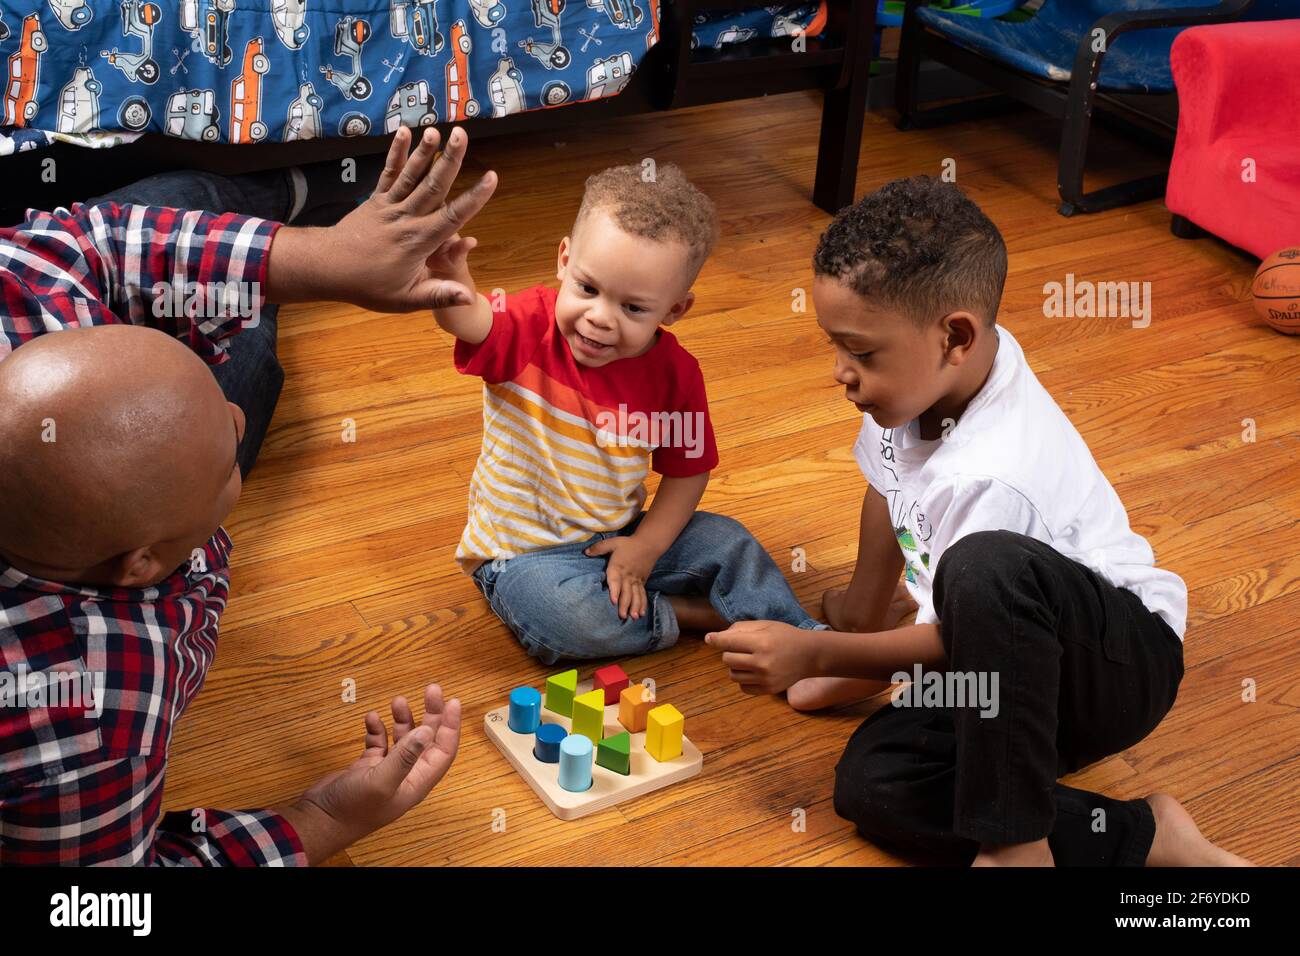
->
[[0, 201, 280, 365]]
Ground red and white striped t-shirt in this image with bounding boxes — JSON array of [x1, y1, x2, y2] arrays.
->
[[453, 285, 718, 571]]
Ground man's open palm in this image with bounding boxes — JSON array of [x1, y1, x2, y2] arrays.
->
[[324, 125, 497, 313], [302, 683, 462, 846]]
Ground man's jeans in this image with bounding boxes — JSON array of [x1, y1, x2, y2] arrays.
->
[[473, 511, 823, 664], [89, 169, 295, 476]]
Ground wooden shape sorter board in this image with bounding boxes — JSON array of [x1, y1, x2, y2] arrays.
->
[[484, 680, 703, 820]]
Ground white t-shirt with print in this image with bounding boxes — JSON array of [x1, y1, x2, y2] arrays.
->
[[852, 327, 1188, 639]]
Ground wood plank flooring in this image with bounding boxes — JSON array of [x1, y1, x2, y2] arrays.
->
[[163, 88, 1300, 867]]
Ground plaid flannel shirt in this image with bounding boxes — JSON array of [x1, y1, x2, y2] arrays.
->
[[0, 202, 306, 865]]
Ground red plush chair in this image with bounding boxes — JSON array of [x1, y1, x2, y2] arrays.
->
[[1166, 21, 1300, 257]]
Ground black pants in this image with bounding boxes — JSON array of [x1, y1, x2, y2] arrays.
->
[[833, 531, 1184, 866]]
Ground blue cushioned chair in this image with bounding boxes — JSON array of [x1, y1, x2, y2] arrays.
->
[[894, 0, 1292, 215]]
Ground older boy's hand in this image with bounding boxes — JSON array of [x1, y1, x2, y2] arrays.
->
[[585, 535, 658, 622], [270, 126, 497, 311], [706, 620, 819, 695]]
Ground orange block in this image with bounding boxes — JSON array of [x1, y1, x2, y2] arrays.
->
[[618, 683, 656, 734]]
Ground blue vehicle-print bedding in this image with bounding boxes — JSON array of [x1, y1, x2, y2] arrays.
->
[[0, 1, 827, 155]]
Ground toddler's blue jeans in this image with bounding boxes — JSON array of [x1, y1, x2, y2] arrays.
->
[[472, 511, 822, 663]]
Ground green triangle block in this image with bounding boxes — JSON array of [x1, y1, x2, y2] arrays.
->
[[545, 669, 578, 717], [597, 731, 631, 775]]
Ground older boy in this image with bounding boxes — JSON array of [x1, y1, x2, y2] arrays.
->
[[708, 177, 1250, 867]]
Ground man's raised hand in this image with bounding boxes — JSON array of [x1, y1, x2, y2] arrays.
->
[[268, 125, 498, 312]]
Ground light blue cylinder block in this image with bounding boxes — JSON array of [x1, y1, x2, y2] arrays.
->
[[558, 733, 593, 792]]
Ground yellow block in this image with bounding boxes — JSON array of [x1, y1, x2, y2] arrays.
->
[[618, 683, 655, 734], [571, 689, 606, 746], [645, 703, 683, 762]]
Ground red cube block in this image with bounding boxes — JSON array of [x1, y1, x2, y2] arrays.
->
[[592, 664, 630, 705]]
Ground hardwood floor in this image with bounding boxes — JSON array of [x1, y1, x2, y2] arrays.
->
[[163, 89, 1300, 867]]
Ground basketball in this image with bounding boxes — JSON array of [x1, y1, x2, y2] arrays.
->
[[1251, 248, 1300, 335]]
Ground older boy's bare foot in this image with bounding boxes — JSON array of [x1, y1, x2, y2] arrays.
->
[[787, 676, 892, 711], [883, 580, 919, 628], [668, 594, 728, 632], [1144, 793, 1254, 866], [822, 580, 918, 632], [972, 838, 1054, 867]]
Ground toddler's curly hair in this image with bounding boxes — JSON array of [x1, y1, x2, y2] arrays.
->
[[575, 162, 720, 280]]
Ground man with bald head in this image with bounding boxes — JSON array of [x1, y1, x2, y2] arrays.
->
[[0, 127, 493, 865], [0, 326, 245, 587]]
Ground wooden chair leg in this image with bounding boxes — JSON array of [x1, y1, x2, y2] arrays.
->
[[811, 0, 876, 212], [895, 3, 924, 130], [813, 67, 870, 214]]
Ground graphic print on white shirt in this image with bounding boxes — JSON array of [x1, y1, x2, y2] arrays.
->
[[881, 473, 932, 587], [852, 328, 1189, 639]]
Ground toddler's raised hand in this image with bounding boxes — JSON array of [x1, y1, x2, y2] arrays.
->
[[426, 231, 479, 290]]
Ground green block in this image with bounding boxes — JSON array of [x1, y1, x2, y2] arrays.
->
[[545, 669, 578, 718], [596, 731, 631, 775], [571, 688, 606, 745]]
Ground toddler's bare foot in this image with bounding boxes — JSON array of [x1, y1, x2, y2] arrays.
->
[[668, 594, 729, 632], [973, 838, 1055, 867], [1144, 793, 1254, 866], [786, 676, 892, 711]]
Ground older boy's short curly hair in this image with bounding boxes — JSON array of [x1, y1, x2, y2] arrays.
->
[[575, 162, 720, 280], [813, 176, 1007, 327]]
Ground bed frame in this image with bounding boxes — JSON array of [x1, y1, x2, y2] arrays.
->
[[0, 1, 876, 224]]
